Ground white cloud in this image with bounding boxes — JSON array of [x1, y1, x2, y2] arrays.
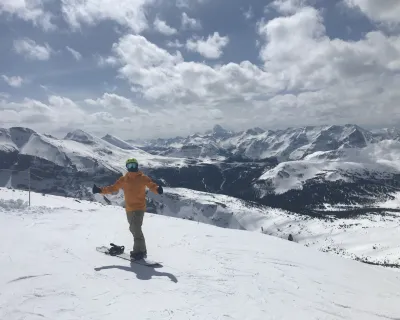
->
[[181, 12, 201, 30], [176, 0, 207, 9], [344, 0, 400, 25], [258, 7, 400, 91], [1, 75, 24, 87], [254, 6, 400, 127], [153, 17, 177, 35], [97, 8, 400, 133], [61, 0, 153, 33], [243, 7, 253, 20], [66, 46, 82, 61], [166, 39, 184, 48], [186, 32, 229, 59], [269, 0, 310, 14], [0, 93, 226, 139], [3, 1, 400, 138], [106, 34, 279, 105], [95, 53, 118, 67], [14, 38, 53, 61], [0, 96, 82, 129], [84, 93, 150, 116], [0, 0, 55, 31]]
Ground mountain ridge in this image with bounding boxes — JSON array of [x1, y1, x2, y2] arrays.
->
[[1, 124, 400, 215]]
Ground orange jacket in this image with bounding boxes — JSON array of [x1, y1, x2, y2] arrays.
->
[[100, 171, 159, 212]]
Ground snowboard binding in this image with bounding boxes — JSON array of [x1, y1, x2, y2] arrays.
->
[[108, 243, 125, 256]]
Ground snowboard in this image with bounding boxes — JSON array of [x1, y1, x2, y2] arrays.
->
[[96, 246, 162, 268]]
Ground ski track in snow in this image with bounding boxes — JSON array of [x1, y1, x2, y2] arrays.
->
[[1, 189, 400, 319]]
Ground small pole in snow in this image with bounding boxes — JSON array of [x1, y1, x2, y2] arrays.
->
[[28, 167, 31, 206]]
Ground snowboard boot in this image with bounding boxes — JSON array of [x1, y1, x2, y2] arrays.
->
[[108, 243, 125, 256], [130, 250, 147, 260]]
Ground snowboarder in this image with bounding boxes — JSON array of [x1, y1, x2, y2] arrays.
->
[[92, 158, 163, 260]]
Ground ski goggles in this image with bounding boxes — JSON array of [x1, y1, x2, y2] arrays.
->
[[126, 162, 138, 170]]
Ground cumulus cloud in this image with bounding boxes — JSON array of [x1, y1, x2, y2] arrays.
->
[[84, 93, 150, 115], [0, 0, 55, 31], [0, 96, 82, 129], [95, 6, 400, 133], [14, 38, 53, 60], [61, 0, 153, 33], [258, 6, 400, 91], [107, 34, 278, 105], [344, 0, 400, 25], [1, 75, 24, 87], [153, 17, 177, 35], [186, 32, 229, 59], [2, 0, 400, 138], [181, 12, 201, 30], [254, 5, 400, 128], [0, 93, 227, 139], [66, 46, 82, 61]]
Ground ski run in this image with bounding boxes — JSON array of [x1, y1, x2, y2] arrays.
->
[[1, 188, 399, 319]]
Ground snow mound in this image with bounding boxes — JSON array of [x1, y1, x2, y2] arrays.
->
[[0, 198, 29, 210], [1, 188, 399, 319]]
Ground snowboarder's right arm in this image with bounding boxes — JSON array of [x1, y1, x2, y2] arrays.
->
[[99, 176, 125, 194]]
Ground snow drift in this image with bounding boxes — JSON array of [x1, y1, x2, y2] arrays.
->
[[0, 188, 399, 319]]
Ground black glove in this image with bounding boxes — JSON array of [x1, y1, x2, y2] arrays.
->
[[157, 185, 163, 195], [92, 184, 102, 194]]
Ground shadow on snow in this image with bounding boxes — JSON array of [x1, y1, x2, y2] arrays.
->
[[94, 262, 178, 283]]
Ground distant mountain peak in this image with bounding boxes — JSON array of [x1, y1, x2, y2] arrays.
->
[[245, 127, 265, 135], [102, 133, 136, 150], [64, 129, 95, 144], [213, 124, 227, 133], [211, 124, 233, 139]]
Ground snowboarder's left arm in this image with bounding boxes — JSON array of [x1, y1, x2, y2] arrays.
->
[[143, 175, 163, 194]]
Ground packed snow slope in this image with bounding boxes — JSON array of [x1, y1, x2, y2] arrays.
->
[[93, 186, 400, 268], [1, 189, 400, 320]]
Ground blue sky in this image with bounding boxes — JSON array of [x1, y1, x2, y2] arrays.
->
[[1, 0, 400, 139]]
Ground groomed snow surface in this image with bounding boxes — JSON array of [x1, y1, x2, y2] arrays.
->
[[1, 189, 400, 319]]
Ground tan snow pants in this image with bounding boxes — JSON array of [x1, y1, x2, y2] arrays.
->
[[126, 210, 146, 254]]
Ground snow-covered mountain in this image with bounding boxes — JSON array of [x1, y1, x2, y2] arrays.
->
[[101, 133, 137, 150], [0, 126, 196, 199], [1, 124, 400, 215], [140, 124, 400, 212], [1, 188, 399, 319], [141, 124, 379, 160]]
